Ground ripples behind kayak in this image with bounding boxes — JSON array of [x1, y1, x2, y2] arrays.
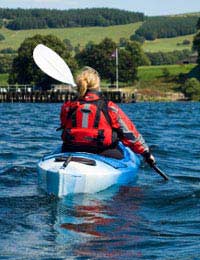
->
[[0, 102, 199, 260]]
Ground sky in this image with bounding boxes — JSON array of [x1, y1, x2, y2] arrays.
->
[[0, 0, 200, 16]]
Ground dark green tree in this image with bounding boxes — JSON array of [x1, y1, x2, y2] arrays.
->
[[2, 8, 144, 30], [162, 68, 170, 78], [0, 55, 14, 73], [74, 43, 81, 55], [193, 17, 200, 65], [119, 37, 128, 47], [0, 34, 5, 41], [9, 34, 77, 89], [76, 38, 149, 83], [0, 48, 16, 54], [134, 16, 198, 40], [118, 49, 138, 82], [182, 39, 190, 45], [124, 41, 150, 66], [63, 38, 73, 52], [76, 38, 117, 83], [182, 78, 200, 100], [146, 50, 191, 65], [193, 31, 200, 64], [0, 19, 3, 28], [197, 17, 200, 30], [130, 34, 145, 44]]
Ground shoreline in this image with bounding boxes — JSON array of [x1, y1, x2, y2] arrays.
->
[[0, 89, 188, 103]]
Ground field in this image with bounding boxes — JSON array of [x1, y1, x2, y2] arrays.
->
[[0, 22, 142, 51], [144, 34, 194, 52], [0, 73, 9, 85], [138, 64, 196, 81], [134, 64, 197, 99], [0, 22, 195, 53]]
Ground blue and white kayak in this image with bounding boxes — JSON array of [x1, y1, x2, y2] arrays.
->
[[37, 142, 141, 197]]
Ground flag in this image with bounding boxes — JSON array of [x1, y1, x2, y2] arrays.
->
[[111, 49, 116, 58], [110, 50, 116, 58]]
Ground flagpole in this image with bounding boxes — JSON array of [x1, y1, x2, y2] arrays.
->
[[116, 48, 119, 89]]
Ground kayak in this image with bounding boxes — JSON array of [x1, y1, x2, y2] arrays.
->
[[37, 142, 141, 197]]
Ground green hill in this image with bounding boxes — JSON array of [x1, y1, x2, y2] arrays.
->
[[169, 12, 200, 17], [0, 22, 142, 51], [0, 22, 195, 53]]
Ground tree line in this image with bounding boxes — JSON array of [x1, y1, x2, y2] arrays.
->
[[133, 16, 199, 41], [146, 50, 192, 65], [6, 34, 196, 89], [180, 18, 200, 101], [193, 17, 200, 65], [1, 32, 199, 100], [1, 47, 192, 75], [0, 54, 15, 73], [0, 33, 195, 83], [0, 8, 144, 30], [7, 34, 150, 88]]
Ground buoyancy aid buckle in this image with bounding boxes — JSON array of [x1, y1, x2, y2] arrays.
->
[[82, 129, 105, 145], [81, 108, 91, 113], [64, 129, 75, 143], [97, 129, 105, 143]]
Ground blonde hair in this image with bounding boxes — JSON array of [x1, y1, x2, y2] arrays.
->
[[76, 66, 100, 98]]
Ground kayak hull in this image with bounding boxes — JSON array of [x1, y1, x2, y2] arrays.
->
[[37, 143, 141, 197]]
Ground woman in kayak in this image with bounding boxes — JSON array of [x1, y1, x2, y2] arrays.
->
[[60, 66, 155, 165]]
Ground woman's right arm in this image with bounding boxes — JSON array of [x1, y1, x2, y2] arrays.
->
[[107, 101, 149, 155]]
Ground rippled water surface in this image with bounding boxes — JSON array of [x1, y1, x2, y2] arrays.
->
[[0, 102, 199, 260]]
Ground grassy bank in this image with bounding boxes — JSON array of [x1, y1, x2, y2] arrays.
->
[[138, 64, 195, 81], [134, 64, 197, 101], [136, 64, 195, 93]]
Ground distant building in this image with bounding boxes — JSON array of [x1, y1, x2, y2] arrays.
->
[[177, 52, 198, 64]]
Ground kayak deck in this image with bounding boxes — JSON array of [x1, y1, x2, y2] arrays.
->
[[37, 143, 141, 197]]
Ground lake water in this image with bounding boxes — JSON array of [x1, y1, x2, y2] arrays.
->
[[0, 102, 199, 260]]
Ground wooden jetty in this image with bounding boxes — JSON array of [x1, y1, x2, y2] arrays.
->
[[0, 85, 136, 103]]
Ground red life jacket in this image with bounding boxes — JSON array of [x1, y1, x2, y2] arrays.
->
[[62, 99, 118, 149]]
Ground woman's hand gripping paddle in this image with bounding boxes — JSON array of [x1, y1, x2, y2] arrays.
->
[[143, 151, 169, 181]]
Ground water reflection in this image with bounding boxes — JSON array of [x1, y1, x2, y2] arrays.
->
[[54, 185, 144, 258]]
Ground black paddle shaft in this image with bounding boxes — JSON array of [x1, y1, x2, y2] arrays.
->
[[151, 164, 169, 181]]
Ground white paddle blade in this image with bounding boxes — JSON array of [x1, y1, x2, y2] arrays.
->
[[33, 44, 76, 87]]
